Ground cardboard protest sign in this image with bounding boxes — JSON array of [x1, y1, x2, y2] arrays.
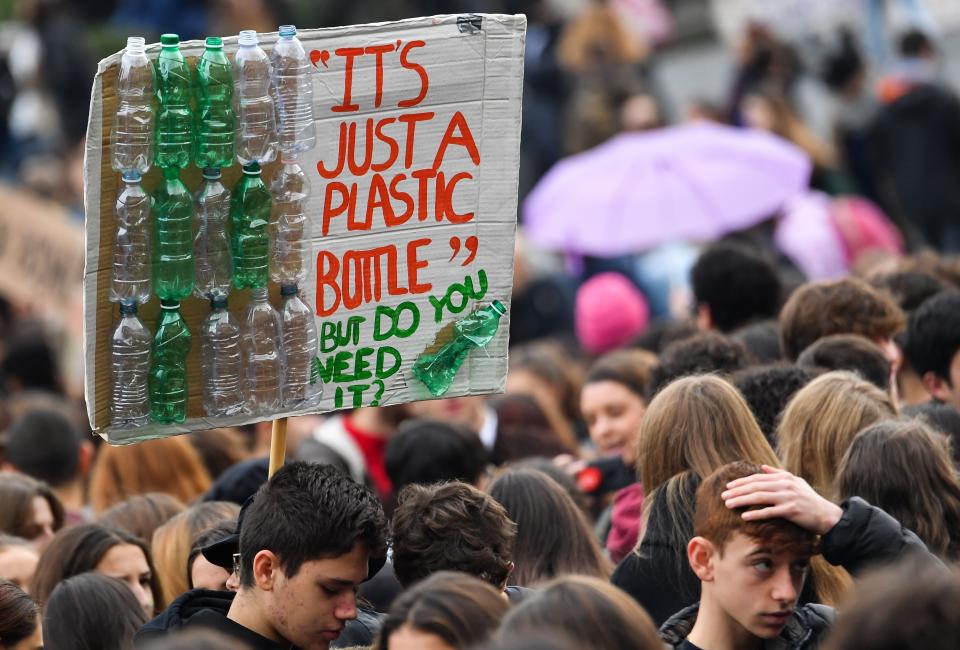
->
[[83, 14, 526, 443]]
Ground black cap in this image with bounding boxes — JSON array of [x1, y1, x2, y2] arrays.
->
[[280, 283, 299, 297]]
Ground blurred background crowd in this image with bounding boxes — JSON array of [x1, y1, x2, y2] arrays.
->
[[2, 0, 960, 648]]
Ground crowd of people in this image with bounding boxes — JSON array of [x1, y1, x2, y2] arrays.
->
[[2, 0, 960, 649]]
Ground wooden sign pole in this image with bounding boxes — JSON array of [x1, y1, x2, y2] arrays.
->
[[268, 417, 288, 477]]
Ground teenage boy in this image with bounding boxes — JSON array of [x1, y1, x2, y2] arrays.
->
[[660, 462, 934, 650], [903, 291, 960, 409], [136, 461, 387, 650]]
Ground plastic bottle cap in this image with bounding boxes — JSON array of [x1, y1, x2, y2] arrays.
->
[[205, 36, 223, 48], [160, 34, 180, 47], [119, 299, 138, 315], [211, 294, 229, 309], [242, 162, 261, 175], [162, 167, 180, 180], [280, 283, 299, 297], [202, 167, 222, 179], [121, 170, 142, 183], [250, 287, 269, 299], [238, 30, 258, 46], [279, 25, 297, 38], [160, 299, 181, 309], [491, 300, 506, 315]]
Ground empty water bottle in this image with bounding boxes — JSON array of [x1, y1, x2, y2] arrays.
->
[[153, 167, 195, 300], [280, 283, 322, 408], [241, 287, 282, 414], [194, 168, 232, 299], [195, 36, 235, 169], [231, 162, 271, 289], [111, 171, 152, 304], [234, 30, 277, 165], [201, 294, 245, 417], [149, 299, 192, 424], [154, 33, 194, 169], [111, 300, 151, 427], [269, 159, 311, 286], [272, 25, 315, 156], [112, 36, 154, 174]]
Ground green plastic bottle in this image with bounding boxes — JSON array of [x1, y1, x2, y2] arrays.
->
[[195, 36, 235, 169], [149, 299, 192, 423], [153, 167, 195, 300], [412, 300, 507, 397], [154, 33, 194, 169], [231, 162, 271, 289]]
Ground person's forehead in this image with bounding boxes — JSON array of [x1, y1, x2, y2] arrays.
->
[[725, 531, 811, 561], [296, 546, 370, 584]]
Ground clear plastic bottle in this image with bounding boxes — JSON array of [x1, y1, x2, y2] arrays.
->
[[201, 294, 245, 417], [271, 25, 315, 156], [241, 287, 282, 414], [234, 30, 277, 165], [195, 36, 235, 169], [269, 159, 311, 286], [111, 299, 151, 427], [231, 162, 271, 289], [153, 167, 195, 300], [194, 167, 232, 299], [280, 283, 322, 408], [154, 33, 194, 170], [111, 170, 152, 304], [112, 36, 154, 174], [148, 299, 192, 424]]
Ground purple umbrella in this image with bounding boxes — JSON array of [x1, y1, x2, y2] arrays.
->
[[522, 121, 812, 256]]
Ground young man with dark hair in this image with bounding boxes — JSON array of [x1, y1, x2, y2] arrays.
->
[[778, 278, 905, 362], [903, 291, 960, 409], [385, 419, 489, 493], [391, 481, 516, 591], [136, 461, 388, 649], [660, 462, 934, 649], [691, 242, 782, 333], [796, 333, 892, 393], [732, 365, 819, 447], [649, 332, 751, 398]]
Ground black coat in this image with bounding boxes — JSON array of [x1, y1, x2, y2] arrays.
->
[[660, 602, 835, 650], [134, 589, 384, 649]]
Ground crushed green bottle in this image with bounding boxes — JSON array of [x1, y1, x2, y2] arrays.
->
[[231, 162, 271, 289], [412, 300, 507, 397], [149, 299, 192, 423], [153, 167, 195, 300], [154, 33, 194, 169], [195, 36, 235, 169]]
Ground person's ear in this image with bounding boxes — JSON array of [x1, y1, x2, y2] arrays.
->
[[688, 536, 716, 582], [696, 304, 713, 331], [500, 562, 515, 592], [922, 371, 953, 403], [77, 440, 94, 479], [252, 550, 280, 591]]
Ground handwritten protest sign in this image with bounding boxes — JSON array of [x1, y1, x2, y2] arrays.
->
[[83, 14, 526, 443]]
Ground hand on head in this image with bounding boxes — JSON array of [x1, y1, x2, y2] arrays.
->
[[721, 465, 843, 535]]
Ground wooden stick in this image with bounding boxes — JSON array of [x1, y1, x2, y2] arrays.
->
[[268, 417, 288, 477]]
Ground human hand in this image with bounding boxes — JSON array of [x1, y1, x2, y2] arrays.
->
[[720, 465, 843, 535]]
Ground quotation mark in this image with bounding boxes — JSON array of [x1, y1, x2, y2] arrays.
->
[[310, 49, 330, 68], [448, 236, 478, 266]]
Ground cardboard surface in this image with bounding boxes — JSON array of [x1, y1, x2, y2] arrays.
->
[[84, 14, 525, 443]]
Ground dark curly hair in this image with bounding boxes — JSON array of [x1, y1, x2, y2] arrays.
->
[[391, 482, 516, 589], [733, 364, 819, 448], [691, 241, 782, 332], [779, 278, 905, 361], [649, 332, 752, 397], [903, 291, 960, 384]]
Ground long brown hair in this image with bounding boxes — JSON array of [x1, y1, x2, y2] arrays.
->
[[778, 371, 896, 499], [487, 468, 611, 586], [634, 375, 779, 494], [0, 472, 64, 544], [837, 419, 960, 561], [0, 579, 39, 648], [497, 575, 662, 650], [88, 437, 212, 514]]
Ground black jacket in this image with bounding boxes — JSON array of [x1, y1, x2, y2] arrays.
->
[[660, 602, 835, 650], [134, 589, 384, 649]]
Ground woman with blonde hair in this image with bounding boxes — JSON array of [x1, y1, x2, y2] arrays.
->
[[615, 375, 781, 623], [837, 419, 960, 561], [150, 501, 239, 605], [778, 370, 897, 500], [88, 437, 212, 514]]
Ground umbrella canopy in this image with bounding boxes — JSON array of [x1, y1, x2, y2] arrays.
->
[[522, 121, 812, 256]]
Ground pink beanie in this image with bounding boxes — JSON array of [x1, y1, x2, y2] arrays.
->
[[575, 272, 649, 355]]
